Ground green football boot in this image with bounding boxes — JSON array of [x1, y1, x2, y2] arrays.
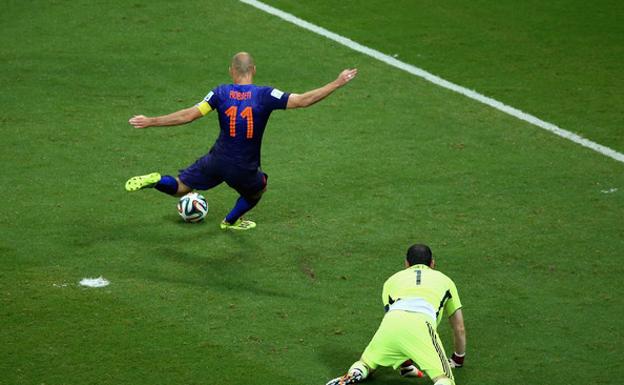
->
[[220, 218, 256, 231], [125, 172, 161, 192]]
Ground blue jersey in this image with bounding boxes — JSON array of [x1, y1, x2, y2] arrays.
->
[[197, 84, 290, 170]]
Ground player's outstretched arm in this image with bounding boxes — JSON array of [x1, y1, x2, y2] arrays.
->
[[129, 106, 203, 128], [448, 309, 466, 367], [286, 68, 357, 109]]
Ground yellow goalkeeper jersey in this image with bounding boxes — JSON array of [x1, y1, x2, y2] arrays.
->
[[381, 265, 462, 326]]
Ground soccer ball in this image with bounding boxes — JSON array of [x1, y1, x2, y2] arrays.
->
[[177, 192, 208, 223]]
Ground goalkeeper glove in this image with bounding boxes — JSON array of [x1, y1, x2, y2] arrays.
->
[[399, 360, 424, 377], [449, 352, 465, 368]]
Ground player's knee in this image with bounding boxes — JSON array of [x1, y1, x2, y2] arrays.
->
[[248, 187, 265, 201], [250, 172, 268, 200]]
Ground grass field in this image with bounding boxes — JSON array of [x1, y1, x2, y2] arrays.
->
[[1, 1, 623, 384]]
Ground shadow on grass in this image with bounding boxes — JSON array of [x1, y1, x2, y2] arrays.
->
[[144, 245, 296, 300]]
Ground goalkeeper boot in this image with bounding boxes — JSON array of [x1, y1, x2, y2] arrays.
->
[[125, 172, 161, 192], [325, 369, 364, 385], [220, 218, 256, 231]]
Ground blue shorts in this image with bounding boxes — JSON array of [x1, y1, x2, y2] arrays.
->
[[178, 154, 267, 198]]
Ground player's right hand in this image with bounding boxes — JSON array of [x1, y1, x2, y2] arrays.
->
[[129, 115, 151, 128], [336, 68, 358, 86], [449, 352, 465, 368]]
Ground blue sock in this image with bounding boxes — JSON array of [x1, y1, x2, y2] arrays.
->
[[155, 175, 178, 196], [225, 196, 260, 224]]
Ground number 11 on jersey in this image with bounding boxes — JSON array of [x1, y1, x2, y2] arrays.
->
[[225, 106, 254, 139]]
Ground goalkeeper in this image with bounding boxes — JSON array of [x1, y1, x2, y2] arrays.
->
[[326, 244, 466, 385]]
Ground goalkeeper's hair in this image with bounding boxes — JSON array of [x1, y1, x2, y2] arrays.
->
[[406, 244, 433, 266]]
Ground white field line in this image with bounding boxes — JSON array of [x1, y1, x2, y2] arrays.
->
[[240, 0, 624, 164]]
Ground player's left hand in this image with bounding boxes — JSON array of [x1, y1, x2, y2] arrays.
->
[[336, 68, 358, 86]]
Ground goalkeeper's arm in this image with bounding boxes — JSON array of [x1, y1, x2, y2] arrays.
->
[[448, 308, 466, 367]]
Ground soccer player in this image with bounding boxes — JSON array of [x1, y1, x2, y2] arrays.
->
[[125, 52, 357, 230], [326, 244, 466, 385]]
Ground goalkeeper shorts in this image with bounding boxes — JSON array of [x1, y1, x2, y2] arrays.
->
[[360, 310, 454, 380]]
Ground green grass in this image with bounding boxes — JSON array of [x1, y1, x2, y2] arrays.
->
[[1, 1, 623, 384], [264, 0, 624, 152]]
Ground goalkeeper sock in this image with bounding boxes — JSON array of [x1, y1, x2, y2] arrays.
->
[[433, 378, 454, 385], [224, 196, 260, 224], [155, 175, 178, 196]]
